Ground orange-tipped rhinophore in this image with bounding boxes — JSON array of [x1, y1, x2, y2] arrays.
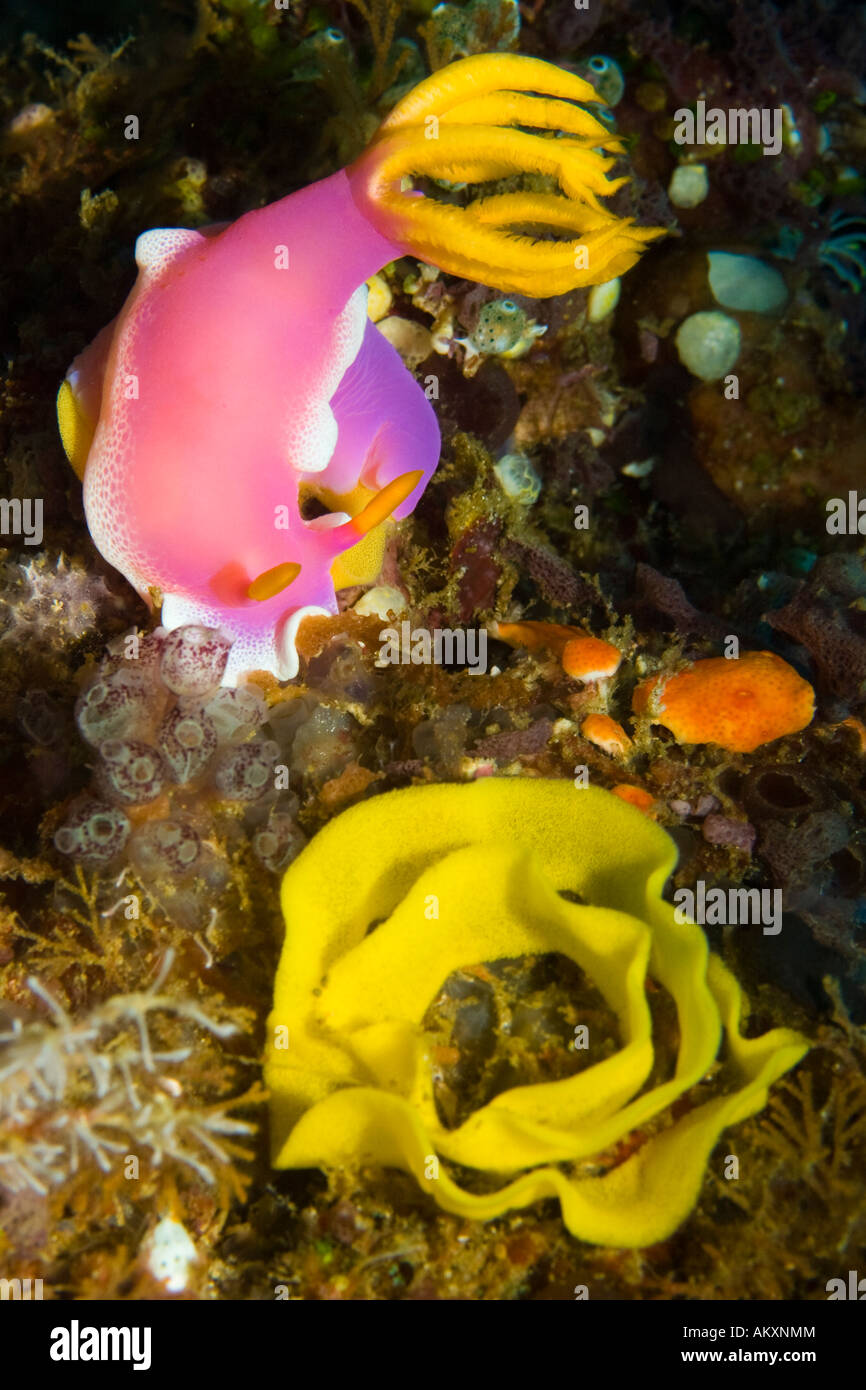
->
[[348, 470, 424, 537]]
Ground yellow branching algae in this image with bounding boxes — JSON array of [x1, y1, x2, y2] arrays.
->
[[266, 780, 808, 1247]]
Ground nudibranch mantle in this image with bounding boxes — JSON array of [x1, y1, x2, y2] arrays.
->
[[58, 55, 663, 685]]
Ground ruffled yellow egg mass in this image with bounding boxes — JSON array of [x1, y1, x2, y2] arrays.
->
[[266, 780, 807, 1247]]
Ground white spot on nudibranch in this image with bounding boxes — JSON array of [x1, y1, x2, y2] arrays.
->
[[287, 284, 368, 474]]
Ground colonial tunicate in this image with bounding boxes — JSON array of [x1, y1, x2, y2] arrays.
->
[[129, 819, 202, 878], [213, 738, 281, 800], [252, 811, 307, 873], [160, 626, 232, 697], [587, 277, 621, 322], [159, 706, 218, 783], [493, 452, 542, 504], [675, 310, 741, 381], [667, 164, 709, 208], [75, 670, 152, 746], [54, 799, 131, 863], [707, 252, 787, 314], [98, 738, 166, 804], [201, 685, 268, 744]]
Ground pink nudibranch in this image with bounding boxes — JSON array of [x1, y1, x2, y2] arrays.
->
[[58, 55, 662, 685]]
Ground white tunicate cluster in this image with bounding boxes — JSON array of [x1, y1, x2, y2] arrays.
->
[[252, 811, 307, 874], [160, 626, 232, 697], [97, 738, 166, 804], [129, 819, 202, 879], [159, 706, 218, 784], [352, 585, 407, 621], [18, 690, 65, 745], [213, 738, 281, 800], [55, 627, 307, 923], [53, 799, 131, 863], [75, 669, 153, 746], [290, 705, 359, 782], [200, 685, 268, 744]]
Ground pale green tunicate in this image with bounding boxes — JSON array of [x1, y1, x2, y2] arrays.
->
[[460, 299, 546, 360], [583, 55, 624, 107], [707, 252, 788, 314], [668, 164, 709, 209], [587, 277, 621, 322], [471, 299, 527, 354], [675, 311, 741, 381], [493, 452, 541, 504]]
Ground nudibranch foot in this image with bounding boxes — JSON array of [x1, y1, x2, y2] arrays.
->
[[160, 592, 331, 687]]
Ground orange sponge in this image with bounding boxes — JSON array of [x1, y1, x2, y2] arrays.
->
[[633, 652, 814, 754]]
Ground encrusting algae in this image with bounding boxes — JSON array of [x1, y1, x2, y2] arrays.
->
[[266, 779, 808, 1247]]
